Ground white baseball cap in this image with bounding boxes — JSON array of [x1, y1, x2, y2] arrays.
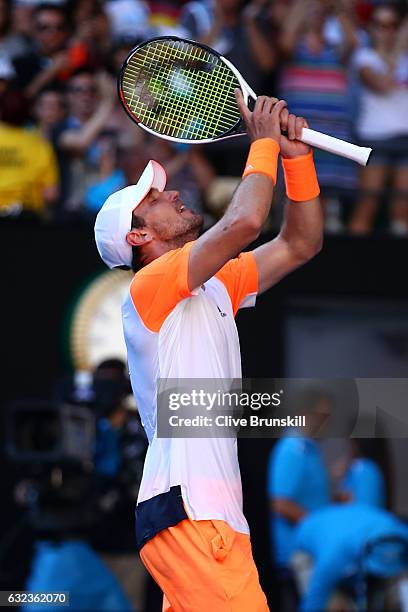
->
[[94, 160, 167, 269]]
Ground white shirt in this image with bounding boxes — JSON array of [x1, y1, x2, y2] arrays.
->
[[122, 241, 258, 535], [353, 47, 408, 140]]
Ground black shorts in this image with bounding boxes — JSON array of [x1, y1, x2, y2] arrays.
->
[[360, 135, 408, 167]]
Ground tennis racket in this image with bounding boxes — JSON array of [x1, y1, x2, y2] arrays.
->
[[118, 36, 371, 166]]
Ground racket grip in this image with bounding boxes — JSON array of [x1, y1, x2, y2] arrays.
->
[[300, 128, 372, 166]]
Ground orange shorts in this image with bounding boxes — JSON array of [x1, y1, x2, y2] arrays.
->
[[140, 517, 269, 612]]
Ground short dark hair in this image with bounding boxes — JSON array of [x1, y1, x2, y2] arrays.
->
[[131, 212, 146, 273], [36, 84, 65, 97], [68, 66, 96, 80], [93, 358, 130, 417], [95, 358, 127, 377], [34, 3, 68, 20], [0, 89, 29, 126]]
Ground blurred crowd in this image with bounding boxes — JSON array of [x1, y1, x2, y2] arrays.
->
[[1, 0, 408, 235]]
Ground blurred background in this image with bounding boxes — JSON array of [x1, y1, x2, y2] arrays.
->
[[1, 0, 408, 610]]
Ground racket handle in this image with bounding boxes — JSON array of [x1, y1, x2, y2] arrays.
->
[[300, 128, 372, 166]]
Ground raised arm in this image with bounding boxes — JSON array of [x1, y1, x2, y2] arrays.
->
[[279, 0, 308, 56], [59, 74, 115, 154], [253, 111, 323, 294], [358, 65, 397, 95], [243, 1, 276, 72], [187, 93, 286, 291], [328, 0, 359, 61]]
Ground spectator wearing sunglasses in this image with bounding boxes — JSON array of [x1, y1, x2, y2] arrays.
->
[[52, 68, 116, 217], [13, 3, 90, 100], [350, 4, 408, 235]]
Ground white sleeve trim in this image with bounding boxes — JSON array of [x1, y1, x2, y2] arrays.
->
[[238, 292, 257, 310]]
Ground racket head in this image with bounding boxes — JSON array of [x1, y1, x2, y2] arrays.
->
[[118, 36, 245, 144]]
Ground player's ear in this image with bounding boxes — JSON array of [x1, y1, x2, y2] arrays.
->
[[126, 228, 153, 247]]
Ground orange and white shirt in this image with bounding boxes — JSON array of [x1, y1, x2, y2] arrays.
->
[[122, 241, 258, 539]]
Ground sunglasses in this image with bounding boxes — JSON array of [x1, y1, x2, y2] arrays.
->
[[37, 22, 66, 32]]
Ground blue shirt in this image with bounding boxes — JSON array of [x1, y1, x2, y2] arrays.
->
[[24, 540, 132, 611], [94, 418, 121, 478], [295, 504, 408, 611], [85, 170, 126, 214], [339, 458, 386, 508], [267, 436, 330, 566]]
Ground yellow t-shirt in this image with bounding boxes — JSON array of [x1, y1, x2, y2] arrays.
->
[[0, 123, 58, 212]]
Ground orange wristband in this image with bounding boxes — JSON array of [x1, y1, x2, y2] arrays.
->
[[243, 138, 280, 185], [282, 151, 320, 202]]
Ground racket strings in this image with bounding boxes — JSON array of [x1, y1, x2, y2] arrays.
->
[[123, 43, 238, 136], [120, 40, 241, 139], [123, 65, 236, 133]]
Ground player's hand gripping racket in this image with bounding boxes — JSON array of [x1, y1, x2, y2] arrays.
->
[[118, 36, 371, 166]]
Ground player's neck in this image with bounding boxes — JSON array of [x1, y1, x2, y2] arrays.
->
[[142, 235, 196, 267]]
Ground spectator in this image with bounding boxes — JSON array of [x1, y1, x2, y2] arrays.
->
[[53, 69, 116, 215], [334, 438, 387, 508], [293, 504, 408, 612], [84, 132, 125, 215], [32, 86, 66, 142], [71, 0, 111, 68], [278, 0, 359, 223], [0, 84, 59, 217], [181, 0, 275, 92], [93, 381, 127, 479], [13, 3, 90, 100], [97, 36, 142, 137], [12, 0, 37, 45], [116, 130, 150, 182], [92, 357, 145, 487], [91, 359, 148, 610], [0, 0, 30, 61], [349, 4, 408, 235], [267, 388, 331, 610]]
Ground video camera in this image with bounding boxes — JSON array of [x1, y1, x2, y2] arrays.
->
[[6, 400, 95, 532]]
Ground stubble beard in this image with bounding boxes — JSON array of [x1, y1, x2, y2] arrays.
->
[[155, 211, 204, 248]]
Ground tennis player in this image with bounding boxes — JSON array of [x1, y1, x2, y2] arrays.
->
[[94, 93, 323, 612]]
